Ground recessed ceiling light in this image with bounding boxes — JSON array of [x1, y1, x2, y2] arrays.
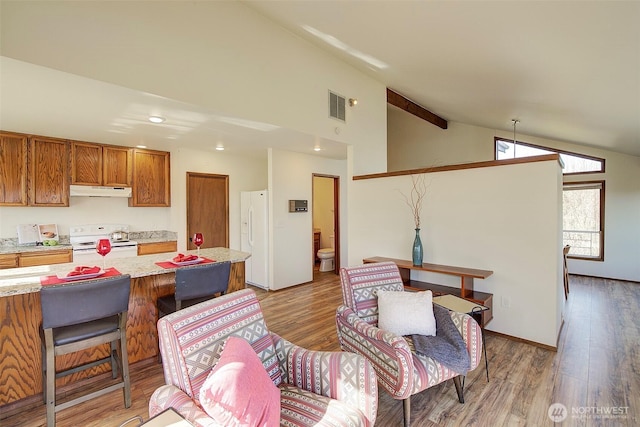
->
[[148, 116, 165, 124], [136, 145, 147, 149], [314, 147, 321, 152], [215, 146, 225, 151]]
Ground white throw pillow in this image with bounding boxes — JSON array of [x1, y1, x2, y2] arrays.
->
[[377, 290, 436, 336]]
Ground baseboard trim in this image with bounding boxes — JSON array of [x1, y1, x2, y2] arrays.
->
[[570, 273, 640, 284], [484, 329, 557, 352]]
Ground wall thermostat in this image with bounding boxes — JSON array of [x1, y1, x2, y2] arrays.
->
[[289, 200, 308, 212]]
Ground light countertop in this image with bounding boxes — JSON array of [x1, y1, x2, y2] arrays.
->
[[0, 247, 250, 297]]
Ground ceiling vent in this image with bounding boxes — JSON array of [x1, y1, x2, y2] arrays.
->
[[328, 91, 346, 122]]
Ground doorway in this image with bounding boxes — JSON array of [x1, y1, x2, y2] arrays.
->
[[312, 174, 340, 275], [186, 172, 229, 249]]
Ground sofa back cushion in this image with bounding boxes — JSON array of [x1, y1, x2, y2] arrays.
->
[[157, 289, 282, 400], [340, 262, 404, 324]]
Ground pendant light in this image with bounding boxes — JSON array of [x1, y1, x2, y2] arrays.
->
[[512, 119, 520, 158]]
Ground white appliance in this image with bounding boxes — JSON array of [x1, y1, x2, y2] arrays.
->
[[70, 224, 138, 263], [241, 190, 269, 289]]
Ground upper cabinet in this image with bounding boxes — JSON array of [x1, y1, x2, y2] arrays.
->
[[71, 141, 132, 187], [130, 148, 171, 207], [28, 136, 69, 207], [0, 131, 28, 206], [103, 146, 133, 187]]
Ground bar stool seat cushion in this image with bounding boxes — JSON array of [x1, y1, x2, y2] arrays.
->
[[42, 316, 120, 346]]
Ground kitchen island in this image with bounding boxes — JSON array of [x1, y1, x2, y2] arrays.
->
[[0, 247, 249, 413]]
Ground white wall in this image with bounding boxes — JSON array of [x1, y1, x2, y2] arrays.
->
[[1, 1, 387, 176], [269, 149, 346, 290], [349, 158, 564, 347], [388, 111, 640, 282]]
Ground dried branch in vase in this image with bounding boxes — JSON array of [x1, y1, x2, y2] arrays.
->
[[398, 174, 428, 229]]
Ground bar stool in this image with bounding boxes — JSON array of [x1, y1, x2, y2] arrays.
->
[[157, 261, 231, 317], [40, 274, 132, 427]]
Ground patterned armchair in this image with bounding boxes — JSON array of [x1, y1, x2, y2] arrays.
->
[[149, 288, 378, 427], [335, 262, 483, 427]]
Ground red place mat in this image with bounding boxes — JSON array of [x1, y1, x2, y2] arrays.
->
[[155, 257, 216, 269], [40, 267, 122, 286]]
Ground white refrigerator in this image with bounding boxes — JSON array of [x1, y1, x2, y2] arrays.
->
[[240, 190, 270, 289]]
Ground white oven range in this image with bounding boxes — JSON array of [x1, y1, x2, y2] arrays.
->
[[70, 224, 138, 263]]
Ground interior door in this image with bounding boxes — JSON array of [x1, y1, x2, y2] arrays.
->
[[186, 172, 229, 249]]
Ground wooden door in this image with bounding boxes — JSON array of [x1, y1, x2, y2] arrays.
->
[[187, 173, 229, 249], [0, 131, 28, 206], [28, 136, 69, 206]]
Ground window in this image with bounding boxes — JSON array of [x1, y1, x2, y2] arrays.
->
[[495, 138, 605, 175], [563, 181, 605, 261]]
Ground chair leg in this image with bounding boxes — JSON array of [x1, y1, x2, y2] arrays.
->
[[453, 375, 465, 403], [45, 342, 56, 427], [120, 331, 132, 408], [110, 340, 118, 379], [403, 397, 411, 427]]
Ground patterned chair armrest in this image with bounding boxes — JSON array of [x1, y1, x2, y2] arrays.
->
[[335, 305, 416, 399], [448, 311, 483, 371], [149, 385, 222, 427], [272, 332, 378, 427]]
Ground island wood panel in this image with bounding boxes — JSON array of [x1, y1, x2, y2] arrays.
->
[[228, 261, 245, 293], [0, 261, 245, 408]]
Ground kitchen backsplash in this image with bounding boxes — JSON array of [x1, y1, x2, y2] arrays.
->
[[1, 230, 177, 248], [129, 230, 177, 241]]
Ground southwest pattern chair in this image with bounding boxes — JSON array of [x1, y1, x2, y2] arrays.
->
[[149, 288, 378, 427], [335, 262, 483, 427]]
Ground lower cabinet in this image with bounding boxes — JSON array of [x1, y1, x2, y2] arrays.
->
[[0, 253, 19, 269], [137, 241, 177, 256], [18, 249, 73, 267]]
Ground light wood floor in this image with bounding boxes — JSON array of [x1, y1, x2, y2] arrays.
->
[[2, 274, 638, 426]]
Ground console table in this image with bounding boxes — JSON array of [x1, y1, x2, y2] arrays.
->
[[363, 256, 494, 326]]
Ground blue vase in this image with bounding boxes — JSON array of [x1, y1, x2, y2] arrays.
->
[[412, 228, 423, 266]]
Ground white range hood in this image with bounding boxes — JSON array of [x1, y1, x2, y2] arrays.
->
[[70, 185, 132, 198]]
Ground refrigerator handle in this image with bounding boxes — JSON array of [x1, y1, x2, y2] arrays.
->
[[248, 206, 254, 246]]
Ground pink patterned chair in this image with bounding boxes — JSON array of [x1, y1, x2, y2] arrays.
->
[[149, 288, 378, 427], [335, 262, 483, 427]]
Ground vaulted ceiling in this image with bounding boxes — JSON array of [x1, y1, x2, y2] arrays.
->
[[1, 1, 639, 158], [246, 0, 640, 157]]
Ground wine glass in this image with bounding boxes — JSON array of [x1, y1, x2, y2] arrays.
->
[[96, 239, 111, 271], [192, 233, 203, 257]]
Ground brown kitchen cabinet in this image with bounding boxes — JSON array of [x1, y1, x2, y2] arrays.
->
[[28, 136, 69, 206], [0, 131, 28, 206], [18, 249, 72, 267], [1, 249, 73, 269], [130, 148, 171, 207], [71, 141, 132, 187], [0, 253, 19, 269], [137, 241, 177, 255]]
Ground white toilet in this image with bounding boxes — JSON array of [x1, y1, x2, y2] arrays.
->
[[317, 235, 335, 272]]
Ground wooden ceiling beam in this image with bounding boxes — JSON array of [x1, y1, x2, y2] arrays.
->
[[387, 88, 448, 130]]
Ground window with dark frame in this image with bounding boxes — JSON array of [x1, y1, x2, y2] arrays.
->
[[494, 137, 605, 175], [563, 181, 605, 261]]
